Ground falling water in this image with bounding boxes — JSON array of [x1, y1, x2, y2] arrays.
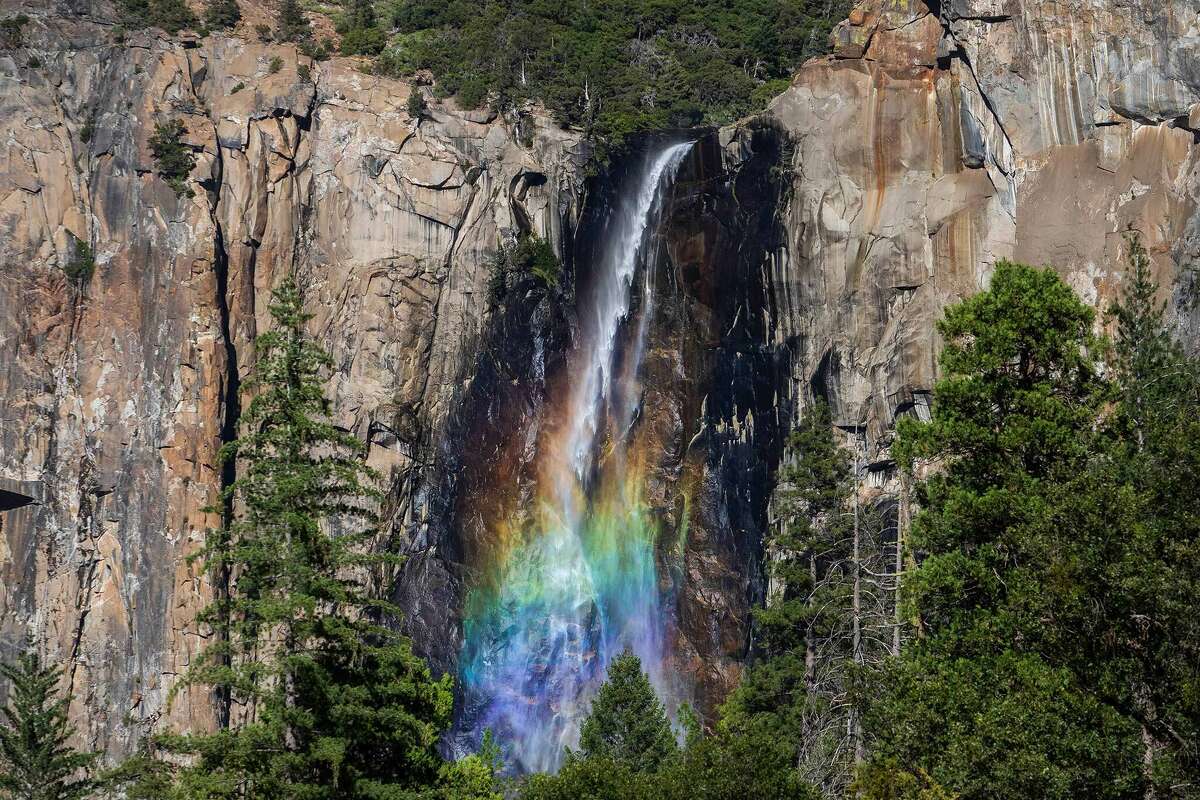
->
[[456, 141, 693, 773]]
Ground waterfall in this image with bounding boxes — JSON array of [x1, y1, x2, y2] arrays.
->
[[456, 141, 693, 774]]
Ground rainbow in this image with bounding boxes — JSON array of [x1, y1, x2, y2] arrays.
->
[[456, 142, 694, 773]]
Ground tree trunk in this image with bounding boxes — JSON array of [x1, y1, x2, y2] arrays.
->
[[851, 440, 864, 764], [893, 472, 908, 657]]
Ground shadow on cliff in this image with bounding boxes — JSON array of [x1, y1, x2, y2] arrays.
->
[[390, 121, 798, 734]]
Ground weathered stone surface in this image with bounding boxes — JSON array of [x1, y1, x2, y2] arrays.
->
[[0, 6, 587, 758], [743, 0, 1200, 471], [2, 0, 1200, 760]]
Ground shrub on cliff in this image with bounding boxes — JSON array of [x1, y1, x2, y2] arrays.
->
[[275, 0, 313, 44], [488, 235, 561, 305], [149, 119, 195, 198], [382, 0, 854, 158], [511, 236, 560, 288], [407, 88, 427, 120], [119, 0, 197, 33], [63, 235, 95, 289], [338, 0, 386, 55], [203, 0, 241, 31], [0, 650, 97, 800]]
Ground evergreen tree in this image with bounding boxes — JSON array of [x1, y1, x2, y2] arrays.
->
[[577, 650, 676, 774], [337, 0, 384, 55], [862, 262, 1147, 799], [1108, 233, 1186, 450], [149, 277, 453, 798], [721, 403, 892, 796], [148, 119, 195, 198], [275, 0, 313, 44], [519, 758, 644, 800], [1084, 235, 1200, 792], [0, 650, 96, 800], [119, 0, 197, 33], [203, 0, 241, 31]]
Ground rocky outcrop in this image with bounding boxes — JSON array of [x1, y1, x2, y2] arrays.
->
[[729, 0, 1200, 472], [0, 5, 586, 757]]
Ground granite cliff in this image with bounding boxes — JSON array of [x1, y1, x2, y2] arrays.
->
[[0, 0, 1198, 758]]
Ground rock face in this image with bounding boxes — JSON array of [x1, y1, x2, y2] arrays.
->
[[741, 0, 1200, 474], [0, 4, 586, 758], [1, 0, 1199, 761]]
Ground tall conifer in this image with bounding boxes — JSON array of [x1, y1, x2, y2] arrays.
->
[[0, 651, 96, 800], [153, 277, 452, 798]]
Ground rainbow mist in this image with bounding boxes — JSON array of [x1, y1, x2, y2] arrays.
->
[[456, 142, 694, 773]]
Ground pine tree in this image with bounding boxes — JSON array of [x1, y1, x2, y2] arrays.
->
[[149, 277, 453, 798], [1108, 232, 1184, 451], [577, 650, 676, 774], [0, 650, 96, 800], [337, 0, 384, 55], [863, 262, 1146, 800], [275, 0, 312, 43], [722, 403, 892, 796], [1092, 235, 1200, 792], [203, 0, 241, 31]]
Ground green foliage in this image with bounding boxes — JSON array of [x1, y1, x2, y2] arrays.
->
[[750, 403, 851, 659], [1, 14, 29, 47], [407, 88, 427, 120], [0, 650, 97, 800], [519, 726, 820, 800], [118, 0, 197, 33], [862, 651, 1142, 800], [276, 0, 313, 44], [62, 235, 95, 289], [148, 119, 195, 198], [79, 114, 95, 144], [382, 0, 852, 157], [434, 732, 504, 800], [96, 751, 176, 800], [340, 26, 387, 55], [203, 0, 241, 31], [268, 55, 284, 74], [298, 64, 312, 82], [654, 726, 820, 800], [254, 22, 272, 41], [852, 760, 957, 800], [520, 756, 646, 800], [140, 278, 456, 798], [1089, 235, 1200, 789], [515, 236, 560, 288], [488, 235, 561, 303], [518, 649, 827, 799], [300, 37, 335, 60], [230, 80, 245, 94], [722, 401, 895, 796], [338, 0, 386, 55], [862, 257, 1200, 799], [577, 651, 677, 774], [721, 403, 851, 788]]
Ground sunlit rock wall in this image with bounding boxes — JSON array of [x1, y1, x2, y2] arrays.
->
[[742, 0, 1200, 476], [0, 2, 586, 758], [2, 0, 1200, 760]]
